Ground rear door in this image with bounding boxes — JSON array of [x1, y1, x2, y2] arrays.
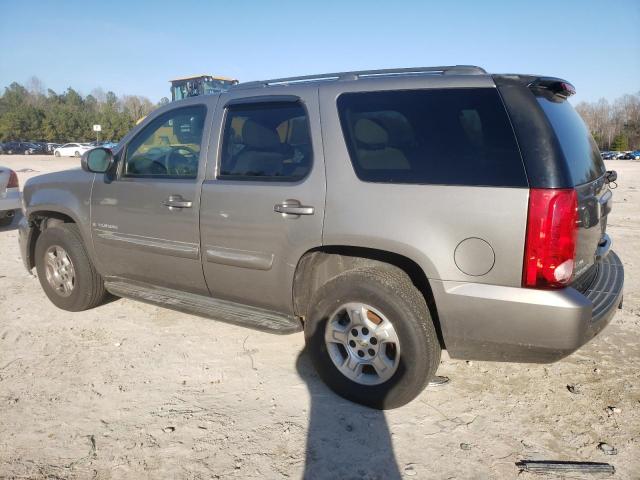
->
[[90, 101, 213, 294], [200, 89, 325, 314], [534, 93, 610, 284]]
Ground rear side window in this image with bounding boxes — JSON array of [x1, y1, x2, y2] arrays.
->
[[219, 102, 312, 181], [337, 88, 527, 186], [535, 94, 605, 186]]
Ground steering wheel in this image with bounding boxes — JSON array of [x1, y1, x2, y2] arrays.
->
[[163, 145, 199, 176]]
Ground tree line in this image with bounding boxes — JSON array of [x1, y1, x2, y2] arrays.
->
[[0, 77, 169, 143], [575, 92, 640, 151], [1, 77, 639, 151]]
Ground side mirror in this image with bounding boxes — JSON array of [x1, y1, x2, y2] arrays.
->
[[81, 147, 114, 173]]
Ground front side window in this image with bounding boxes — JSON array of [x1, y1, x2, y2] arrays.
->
[[219, 102, 312, 181], [124, 105, 206, 178], [337, 88, 527, 187]]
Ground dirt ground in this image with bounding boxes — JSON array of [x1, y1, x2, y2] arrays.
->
[[0, 155, 638, 479]]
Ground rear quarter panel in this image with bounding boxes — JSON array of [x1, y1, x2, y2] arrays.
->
[[318, 77, 530, 287]]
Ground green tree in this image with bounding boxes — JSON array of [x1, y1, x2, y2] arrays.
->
[[611, 134, 629, 151]]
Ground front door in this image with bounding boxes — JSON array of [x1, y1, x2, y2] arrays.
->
[[91, 102, 212, 294], [200, 90, 325, 313]]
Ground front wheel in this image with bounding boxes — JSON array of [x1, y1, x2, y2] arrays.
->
[[35, 223, 108, 311], [304, 267, 441, 409], [74, 151, 80, 157], [54, 151, 61, 157]]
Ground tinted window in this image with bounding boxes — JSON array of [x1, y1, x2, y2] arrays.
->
[[535, 94, 605, 186], [219, 102, 312, 181], [124, 105, 206, 178], [337, 88, 527, 186]]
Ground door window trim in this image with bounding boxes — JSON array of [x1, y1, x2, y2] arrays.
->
[[119, 104, 208, 181], [216, 98, 314, 183]]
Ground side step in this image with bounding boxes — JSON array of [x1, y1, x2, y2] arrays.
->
[[104, 277, 302, 334]]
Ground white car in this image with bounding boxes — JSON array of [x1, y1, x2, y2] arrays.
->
[[0, 166, 21, 227], [54, 143, 92, 157]]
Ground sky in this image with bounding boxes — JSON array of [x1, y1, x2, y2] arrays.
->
[[1, 0, 638, 104]]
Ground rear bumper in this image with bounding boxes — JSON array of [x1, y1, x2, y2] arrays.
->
[[0, 188, 21, 214], [433, 251, 624, 363]]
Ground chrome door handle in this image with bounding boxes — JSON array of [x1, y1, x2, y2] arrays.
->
[[162, 195, 193, 209], [274, 200, 314, 216]]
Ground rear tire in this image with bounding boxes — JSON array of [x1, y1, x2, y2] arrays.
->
[[74, 151, 80, 157], [304, 266, 441, 409], [35, 223, 108, 311], [54, 151, 60, 157]]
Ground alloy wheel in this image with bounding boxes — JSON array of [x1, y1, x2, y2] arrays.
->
[[44, 245, 75, 297], [324, 302, 401, 385]]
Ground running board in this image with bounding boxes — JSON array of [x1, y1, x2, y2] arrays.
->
[[104, 278, 302, 334]]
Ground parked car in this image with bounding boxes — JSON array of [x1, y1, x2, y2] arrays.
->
[[631, 150, 640, 160], [24, 142, 46, 155], [46, 143, 61, 154], [18, 66, 624, 409], [53, 143, 92, 157], [100, 141, 119, 150], [0, 166, 20, 227], [2, 141, 41, 155]]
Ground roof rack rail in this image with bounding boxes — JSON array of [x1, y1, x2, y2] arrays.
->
[[233, 65, 486, 89]]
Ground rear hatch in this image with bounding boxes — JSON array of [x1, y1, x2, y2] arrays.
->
[[533, 87, 609, 289]]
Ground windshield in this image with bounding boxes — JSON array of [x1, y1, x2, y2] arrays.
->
[[536, 93, 606, 186]]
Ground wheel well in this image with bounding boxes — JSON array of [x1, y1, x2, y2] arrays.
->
[[26, 211, 75, 269], [293, 246, 445, 347]]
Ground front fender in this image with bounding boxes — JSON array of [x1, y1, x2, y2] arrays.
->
[[22, 170, 99, 270]]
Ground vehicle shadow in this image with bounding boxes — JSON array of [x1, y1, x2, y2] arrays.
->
[[0, 210, 22, 233], [295, 346, 402, 480]]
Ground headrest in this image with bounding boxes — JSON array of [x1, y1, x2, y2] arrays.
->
[[242, 120, 280, 149], [354, 118, 388, 146]]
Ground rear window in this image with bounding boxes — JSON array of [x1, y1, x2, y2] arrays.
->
[[535, 94, 606, 186], [337, 88, 527, 187]]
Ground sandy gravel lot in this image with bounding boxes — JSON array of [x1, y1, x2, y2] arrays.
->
[[0, 155, 638, 479]]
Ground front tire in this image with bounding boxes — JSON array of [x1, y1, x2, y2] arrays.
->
[[54, 151, 61, 157], [304, 267, 441, 409], [35, 223, 108, 311], [74, 151, 80, 157]]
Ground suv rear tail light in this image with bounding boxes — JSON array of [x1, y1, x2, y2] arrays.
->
[[7, 170, 19, 189], [523, 188, 578, 289]]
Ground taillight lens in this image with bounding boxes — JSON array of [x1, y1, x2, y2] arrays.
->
[[523, 188, 578, 288], [7, 170, 19, 189]]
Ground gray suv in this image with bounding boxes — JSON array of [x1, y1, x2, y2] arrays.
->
[[18, 66, 624, 409]]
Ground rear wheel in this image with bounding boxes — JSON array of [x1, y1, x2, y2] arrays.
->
[[304, 267, 441, 409], [35, 223, 108, 311], [54, 151, 60, 157], [74, 151, 80, 157]]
